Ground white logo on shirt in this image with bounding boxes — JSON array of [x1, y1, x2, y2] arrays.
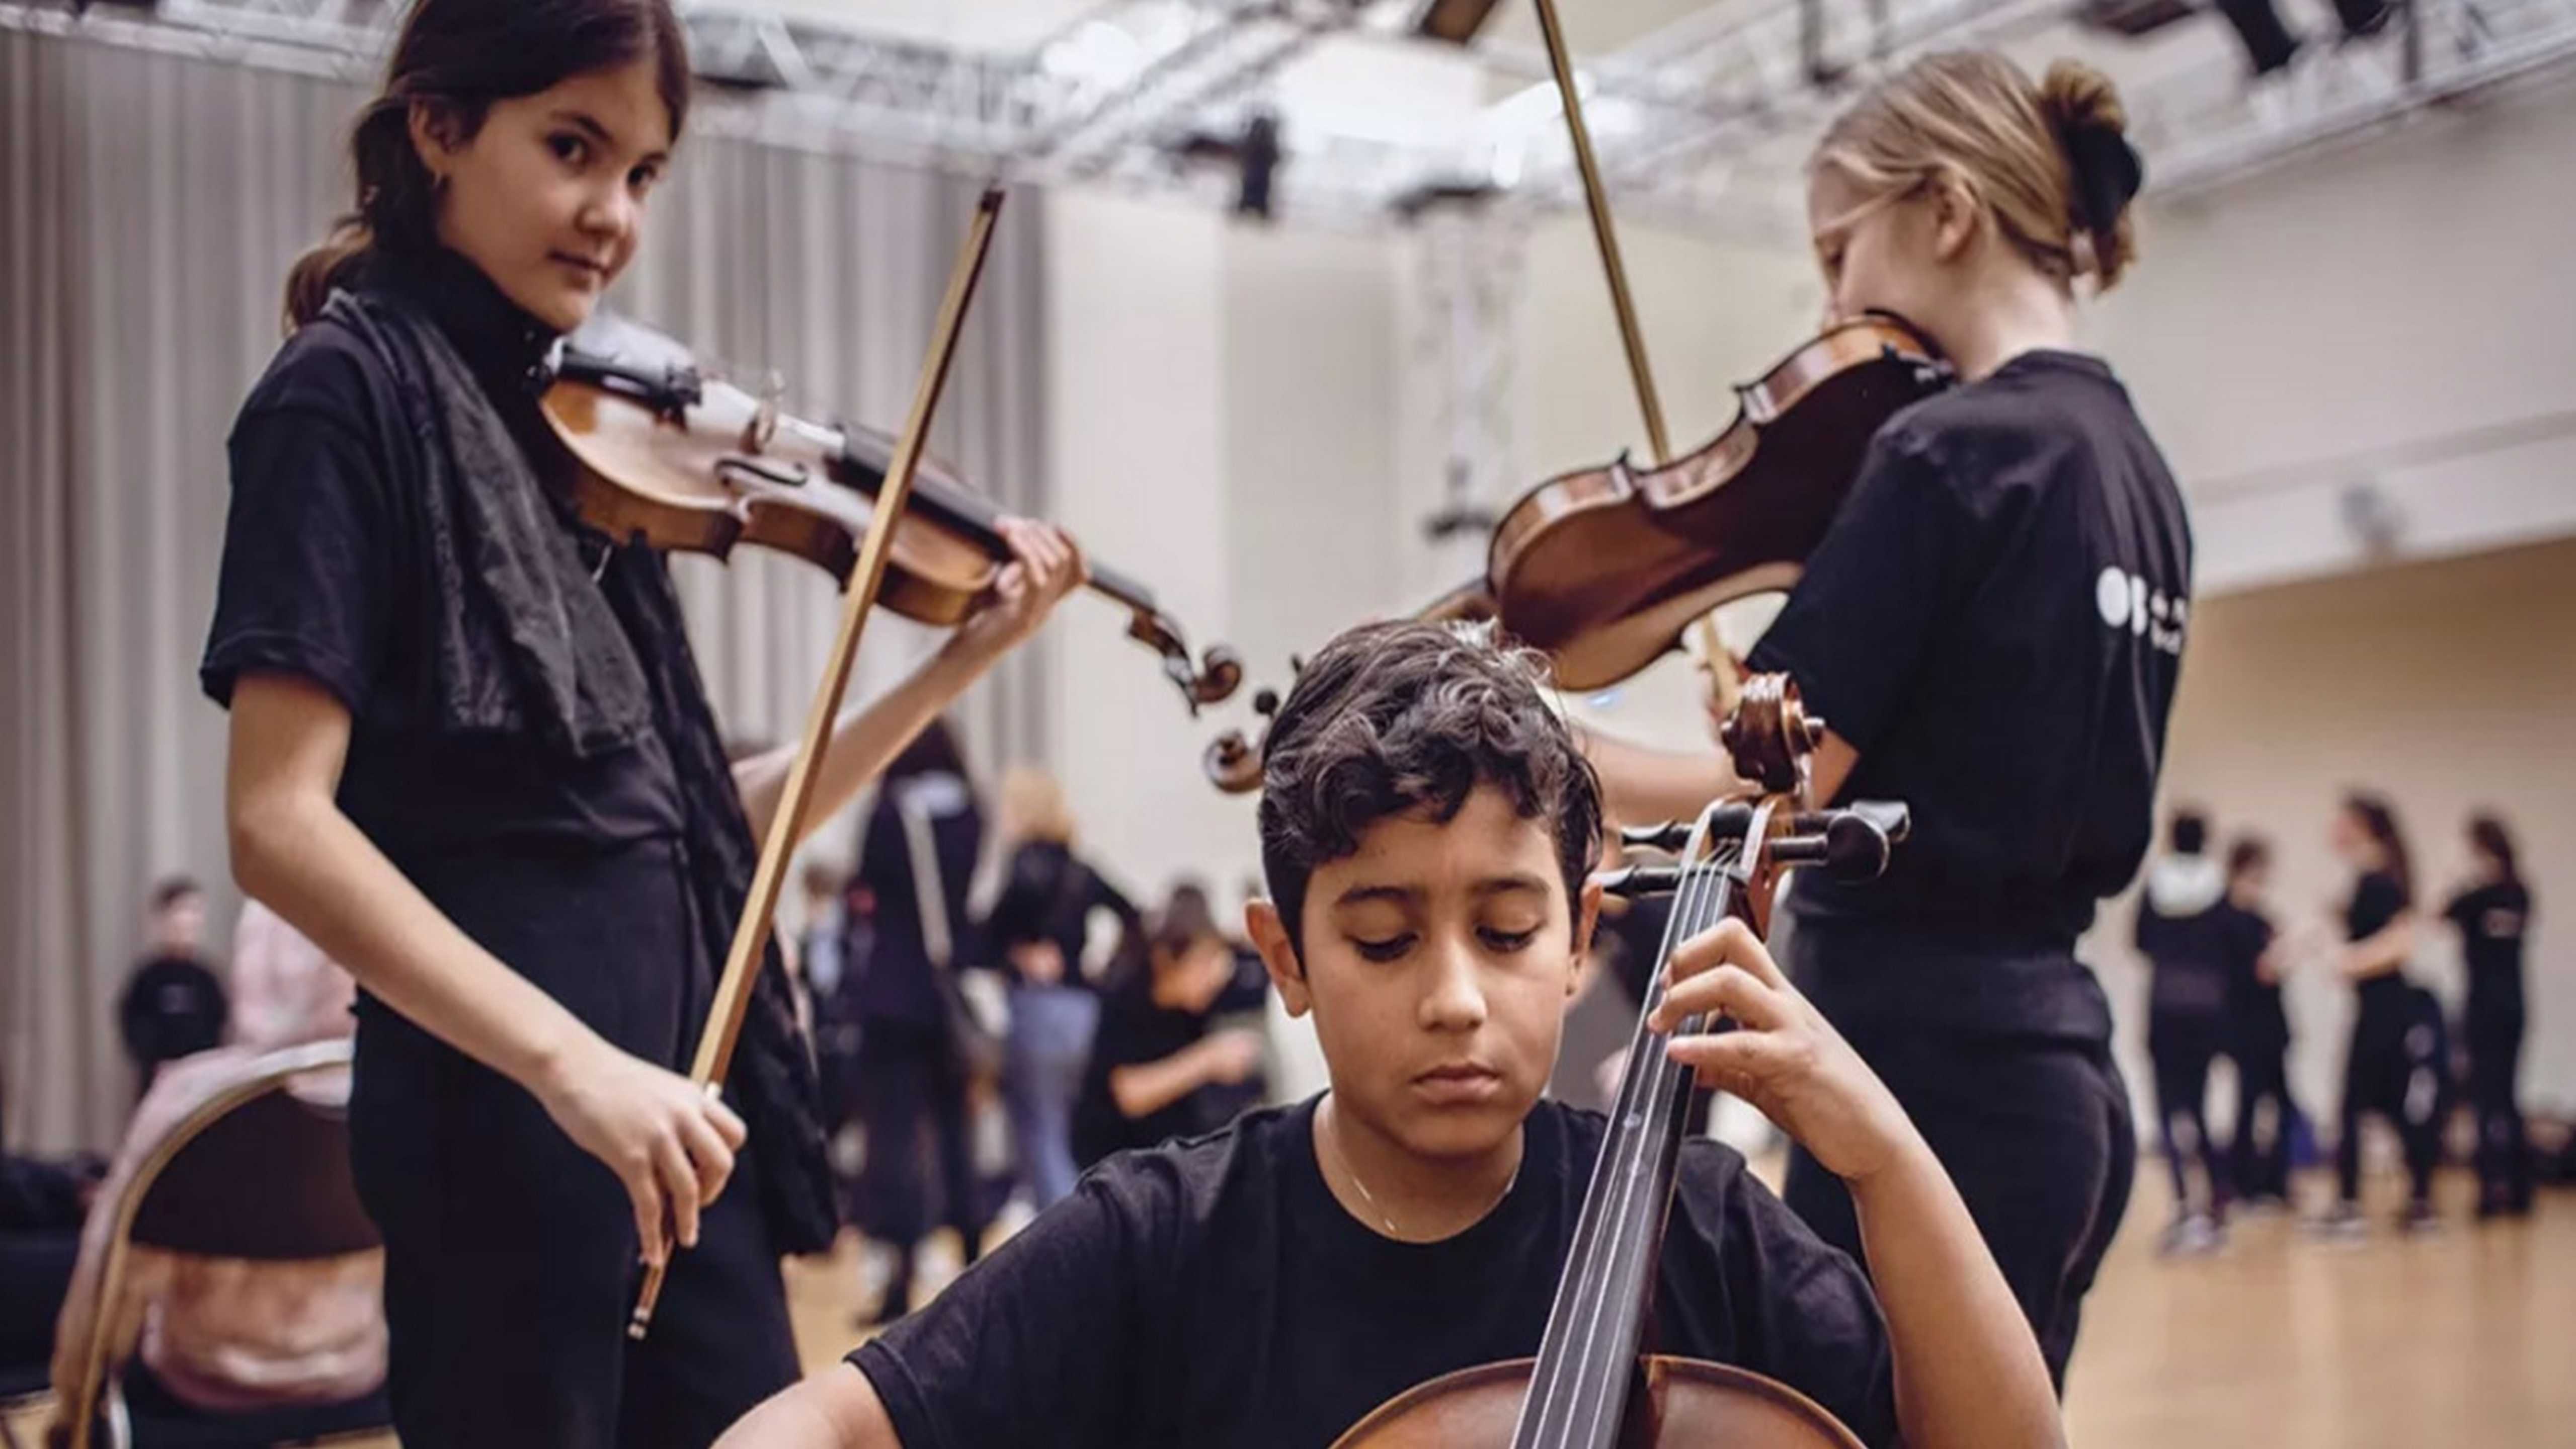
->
[[2095, 565, 2185, 656]]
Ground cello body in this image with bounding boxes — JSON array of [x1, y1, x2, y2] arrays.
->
[[1333, 1356, 1865, 1449]]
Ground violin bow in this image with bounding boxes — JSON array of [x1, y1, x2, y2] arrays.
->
[[628, 184, 1008, 1340], [1526, 0, 1742, 714]]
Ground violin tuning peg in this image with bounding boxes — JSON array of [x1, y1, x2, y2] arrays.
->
[[1253, 686, 1281, 717]]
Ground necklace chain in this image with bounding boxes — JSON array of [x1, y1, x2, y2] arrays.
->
[[1321, 1098, 1520, 1240]]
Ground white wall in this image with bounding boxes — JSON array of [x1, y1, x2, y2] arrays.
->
[[1042, 200, 1402, 860], [1041, 189, 1244, 902], [2090, 76, 2576, 593]]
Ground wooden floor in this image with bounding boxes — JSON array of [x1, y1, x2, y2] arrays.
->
[[13, 1168, 2568, 1447], [2061, 1170, 2576, 1447]]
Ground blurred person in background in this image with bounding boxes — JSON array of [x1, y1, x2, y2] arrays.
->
[[116, 877, 229, 1103], [2134, 810, 2231, 1253], [2313, 793, 2446, 1238], [1, 1068, 102, 1387], [849, 721, 991, 1324], [2445, 813, 2533, 1218], [981, 766, 1136, 1212], [2218, 836, 2295, 1209], [1072, 882, 1269, 1170]]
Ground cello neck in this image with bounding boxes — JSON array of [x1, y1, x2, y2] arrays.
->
[[1510, 851, 1744, 1449]]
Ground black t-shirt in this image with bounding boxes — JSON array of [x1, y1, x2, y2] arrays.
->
[[853, 774, 986, 1028], [983, 842, 1137, 988], [116, 953, 229, 1076], [852, 1096, 1897, 1449], [2445, 880, 2530, 1003], [200, 248, 686, 869], [2345, 871, 2412, 1008], [2213, 901, 2284, 1049], [1749, 351, 2190, 951], [2133, 861, 2232, 1018], [1071, 960, 1270, 1168]]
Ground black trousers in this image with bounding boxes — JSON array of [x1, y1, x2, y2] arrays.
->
[[2334, 986, 2445, 1207], [2467, 991, 2530, 1208], [352, 844, 799, 1449], [1784, 1014, 2133, 1391], [0, 1229, 77, 1370], [2146, 1008, 2226, 1216], [2225, 1032, 2295, 1201], [851, 1015, 987, 1311]]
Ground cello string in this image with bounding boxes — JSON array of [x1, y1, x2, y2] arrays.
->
[[1518, 838, 1720, 1443], [1558, 844, 1730, 1445], [1533, 834, 1733, 1445], [1576, 845, 1734, 1444], [1579, 829, 1749, 1445]]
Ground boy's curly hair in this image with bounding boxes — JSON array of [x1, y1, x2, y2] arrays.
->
[[1257, 621, 1602, 957]]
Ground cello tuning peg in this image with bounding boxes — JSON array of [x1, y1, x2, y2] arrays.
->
[[1766, 810, 1895, 882], [1595, 864, 1682, 900], [1619, 820, 1694, 854], [1253, 686, 1281, 717]]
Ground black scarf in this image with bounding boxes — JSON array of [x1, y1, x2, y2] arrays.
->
[[327, 263, 837, 1255]]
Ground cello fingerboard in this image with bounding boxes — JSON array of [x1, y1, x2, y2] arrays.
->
[[1509, 851, 1743, 1449]]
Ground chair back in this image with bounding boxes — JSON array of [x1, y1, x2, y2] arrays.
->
[[58, 1041, 370, 1449]]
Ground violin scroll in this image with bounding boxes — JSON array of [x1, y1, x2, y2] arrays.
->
[[1201, 683, 1283, 793], [1718, 672, 1823, 797], [1204, 730, 1262, 794]]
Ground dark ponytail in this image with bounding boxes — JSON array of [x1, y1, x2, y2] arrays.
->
[[2469, 813, 2521, 887], [2342, 791, 2413, 906], [283, 0, 692, 332]]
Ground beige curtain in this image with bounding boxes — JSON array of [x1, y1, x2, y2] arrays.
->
[[0, 28, 1051, 1154]]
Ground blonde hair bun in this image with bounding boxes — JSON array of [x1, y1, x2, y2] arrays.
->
[[2037, 59, 2141, 288], [2038, 59, 2129, 141]]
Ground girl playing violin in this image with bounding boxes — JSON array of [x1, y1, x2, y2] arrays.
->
[[1583, 52, 2188, 1384], [718, 621, 2065, 1449], [200, 2, 1081, 1444]]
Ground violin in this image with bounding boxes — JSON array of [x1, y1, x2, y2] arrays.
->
[[1199, 319, 1945, 792], [1478, 315, 1947, 692], [538, 310, 1242, 715], [1332, 673, 1908, 1449]]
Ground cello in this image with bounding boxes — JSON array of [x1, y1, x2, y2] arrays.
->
[[1332, 673, 1907, 1448]]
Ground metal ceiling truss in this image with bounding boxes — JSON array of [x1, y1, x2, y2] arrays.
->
[[6, 0, 2573, 230], [2139, 0, 2576, 192]]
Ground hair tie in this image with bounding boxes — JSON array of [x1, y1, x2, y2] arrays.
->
[[2060, 122, 2144, 236]]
